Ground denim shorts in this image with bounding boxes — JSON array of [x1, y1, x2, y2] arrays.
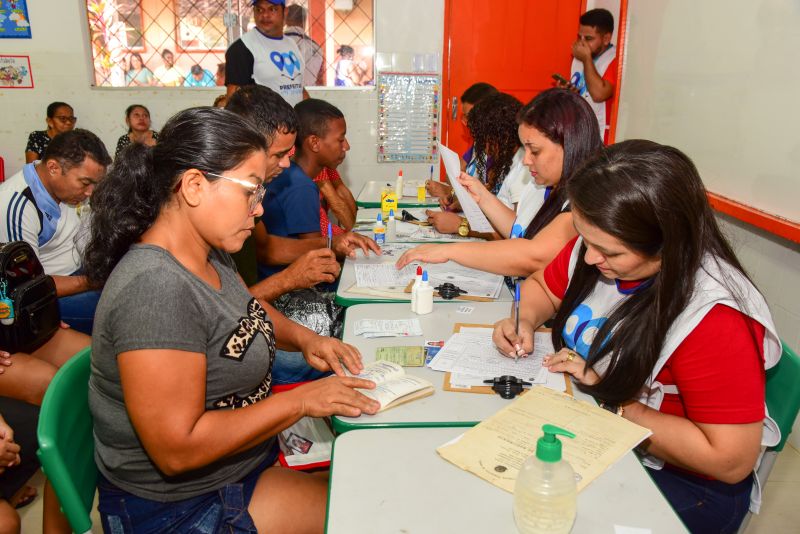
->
[[649, 465, 753, 534], [97, 453, 276, 534]]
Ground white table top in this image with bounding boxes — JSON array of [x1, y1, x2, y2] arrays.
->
[[326, 427, 687, 534], [335, 251, 512, 307], [354, 208, 483, 243], [332, 302, 523, 431], [356, 180, 440, 208]]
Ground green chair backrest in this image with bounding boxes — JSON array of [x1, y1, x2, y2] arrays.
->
[[36, 347, 95, 534], [765, 342, 800, 452]]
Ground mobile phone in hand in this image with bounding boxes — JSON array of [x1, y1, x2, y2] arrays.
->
[[552, 73, 570, 85]]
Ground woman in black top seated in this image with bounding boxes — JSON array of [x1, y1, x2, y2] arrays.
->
[[25, 102, 76, 163]]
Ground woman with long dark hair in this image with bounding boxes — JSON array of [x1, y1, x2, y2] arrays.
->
[[426, 92, 524, 237], [86, 107, 379, 532], [398, 88, 602, 277], [494, 140, 780, 533]]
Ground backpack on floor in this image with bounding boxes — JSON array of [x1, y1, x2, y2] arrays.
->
[[0, 241, 60, 353]]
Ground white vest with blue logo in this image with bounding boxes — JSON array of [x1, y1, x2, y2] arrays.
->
[[240, 30, 304, 106], [570, 45, 615, 137], [563, 238, 781, 512]]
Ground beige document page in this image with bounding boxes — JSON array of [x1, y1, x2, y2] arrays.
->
[[437, 386, 652, 493]]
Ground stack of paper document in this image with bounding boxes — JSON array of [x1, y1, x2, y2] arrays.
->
[[353, 262, 504, 299], [427, 328, 565, 391], [353, 318, 424, 338]]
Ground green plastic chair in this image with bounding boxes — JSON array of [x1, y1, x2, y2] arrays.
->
[[36, 347, 95, 534], [739, 341, 800, 533]]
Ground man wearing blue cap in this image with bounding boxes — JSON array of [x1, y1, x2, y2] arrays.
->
[[226, 0, 308, 106]]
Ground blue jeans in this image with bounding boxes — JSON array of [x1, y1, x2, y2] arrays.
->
[[97, 452, 276, 534], [58, 289, 101, 335], [648, 466, 753, 534], [272, 349, 330, 385]]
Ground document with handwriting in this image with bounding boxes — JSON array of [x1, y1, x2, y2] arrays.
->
[[436, 387, 652, 493], [438, 143, 494, 233]]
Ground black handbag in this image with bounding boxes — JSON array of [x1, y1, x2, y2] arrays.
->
[[0, 241, 60, 353]]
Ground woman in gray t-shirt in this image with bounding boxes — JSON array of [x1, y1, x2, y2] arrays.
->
[[83, 107, 379, 533]]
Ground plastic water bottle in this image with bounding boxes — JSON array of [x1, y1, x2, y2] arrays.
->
[[513, 424, 577, 534]]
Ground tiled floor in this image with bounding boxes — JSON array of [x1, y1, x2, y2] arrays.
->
[[18, 445, 800, 532]]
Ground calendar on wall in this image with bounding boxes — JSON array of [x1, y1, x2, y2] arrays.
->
[[377, 72, 440, 163]]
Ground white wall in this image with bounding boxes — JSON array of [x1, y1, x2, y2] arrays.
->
[[0, 0, 445, 194]]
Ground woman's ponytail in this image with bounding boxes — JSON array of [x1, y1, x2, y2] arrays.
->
[[83, 143, 168, 286]]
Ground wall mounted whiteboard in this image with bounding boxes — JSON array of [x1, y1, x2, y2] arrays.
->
[[614, 0, 800, 238]]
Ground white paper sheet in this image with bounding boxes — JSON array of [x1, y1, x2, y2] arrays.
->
[[354, 263, 417, 288], [353, 318, 423, 338], [353, 259, 504, 299], [429, 331, 557, 383], [438, 143, 494, 233]]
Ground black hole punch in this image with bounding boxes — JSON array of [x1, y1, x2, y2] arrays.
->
[[483, 375, 531, 399], [401, 209, 419, 222], [435, 282, 465, 300]]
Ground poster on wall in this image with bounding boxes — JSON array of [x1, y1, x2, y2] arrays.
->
[[0, 0, 31, 39], [0, 55, 33, 88], [377, 72, 440, 163]]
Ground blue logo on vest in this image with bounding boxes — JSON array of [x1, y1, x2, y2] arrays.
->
[[270, 51, 301, 78], [562, 303, 608, 357], [570, 72, 587, 96]]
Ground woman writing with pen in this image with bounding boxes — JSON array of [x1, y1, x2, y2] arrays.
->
[[397, 88, 602, 278], [493, 140, 780, 534]]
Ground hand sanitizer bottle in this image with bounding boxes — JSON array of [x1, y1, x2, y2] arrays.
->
[[513, 424, 577, 534]]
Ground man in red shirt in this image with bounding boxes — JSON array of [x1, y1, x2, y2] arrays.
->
[[561, 8, 618, 144]]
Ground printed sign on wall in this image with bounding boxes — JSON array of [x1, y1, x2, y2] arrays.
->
[[0, 0, 31, 39], [0, 55, 33, 88]]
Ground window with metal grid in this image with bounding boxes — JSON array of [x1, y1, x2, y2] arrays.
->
[[85, 0, 375, 88]]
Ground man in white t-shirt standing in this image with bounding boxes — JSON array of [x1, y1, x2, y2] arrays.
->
[[225, 0, 309, 106]]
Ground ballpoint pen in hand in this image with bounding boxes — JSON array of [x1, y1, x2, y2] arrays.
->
[[514, 281, 520, 363], [327, 222, 332, 249]]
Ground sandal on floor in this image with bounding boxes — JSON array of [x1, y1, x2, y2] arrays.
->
[[10, 485, 37, 509]]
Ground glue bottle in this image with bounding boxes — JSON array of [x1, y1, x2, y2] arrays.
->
[[513, 424, 577, 534], [373, 213, 386, 245], [396, 169, 404, 198], [414, 270, 434, 315], [410, 265, 423, 312], [386, 209, 397, 242]]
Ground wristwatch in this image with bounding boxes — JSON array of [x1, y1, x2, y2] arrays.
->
[[457, 217, 470, 237]]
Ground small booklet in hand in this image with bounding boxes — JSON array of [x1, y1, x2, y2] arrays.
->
[[347, 361, 434, 412]]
